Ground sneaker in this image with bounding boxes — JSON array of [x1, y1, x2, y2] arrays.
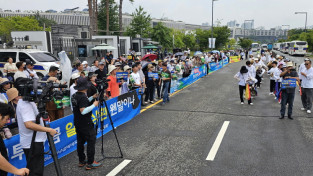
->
[[150, 101, 154, 103], [241, 102, 244, 105], [279, 115, 284, 119], [307, 110, 311, 114], [301, 108, 306, 111], [86, 161, 101, 170], [288, 115, 293, 120], [78, 161, 87, 167], [144, 101, 148, 104], [269, 92, 273, 95], [249, 103, 253, 105]]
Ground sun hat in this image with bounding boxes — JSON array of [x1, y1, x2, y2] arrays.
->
[[114, 62, 122, 66], [123, 65, 131, 72], [108, 65, 117, 74], [71, 73, 80, 80], [240, 66, 248, 74], [6, 88, 19, 102], [304, 58, 310, 61], [74, 77, 90, 91], [286, 62, 293, 67], [0, 78, 10, 85]]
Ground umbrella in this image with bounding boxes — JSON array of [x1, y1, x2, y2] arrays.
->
[[194, 51, 204, 56], [142, 54, 158, 61], [175, 52, 184, 56], [211, 50, 220, 54], [91, 43, 117, 50], [142, 44, 158, 49]]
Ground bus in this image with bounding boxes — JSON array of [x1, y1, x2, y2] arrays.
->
[[251, 43, 260, 52], [281, 42, 291, 54], [261, 44, 268, 51], [288, 41, 308, 56], [273, 43, 281, 50]]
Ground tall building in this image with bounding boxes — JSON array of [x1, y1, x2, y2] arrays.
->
[[227, 20, 237, 28], [241, 20, 254, 30]]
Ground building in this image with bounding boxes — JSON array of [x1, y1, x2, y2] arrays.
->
[[230, 27, 288, 43], [227, 20, 237, 28], [241, 20, 254, 30]]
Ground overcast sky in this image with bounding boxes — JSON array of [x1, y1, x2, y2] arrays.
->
[[1, 0, 312, 29]]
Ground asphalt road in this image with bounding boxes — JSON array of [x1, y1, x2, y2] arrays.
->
[[44, 59, 313, 176]]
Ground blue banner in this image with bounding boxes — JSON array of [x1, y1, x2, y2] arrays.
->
[[116, 72, 128, 83], [4, 90, 141, 174], [209, 61, 223, 73], [223, 57, 229, 66], [281, 78, 297, 89]]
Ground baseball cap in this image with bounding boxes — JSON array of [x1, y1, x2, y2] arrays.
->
[[49, 66, 59, 72], [82, 61, 88, 65], [99, 61, 105, 65]]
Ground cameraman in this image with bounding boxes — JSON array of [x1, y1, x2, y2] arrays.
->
[[72, 77, 101, 170], [16, 91, 57, 175], [0, 102, 29, 176]]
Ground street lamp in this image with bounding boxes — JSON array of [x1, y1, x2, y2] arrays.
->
[[295, 12, 308, 32], [210, 0, 218, 49], [244, 20, 253, 38]]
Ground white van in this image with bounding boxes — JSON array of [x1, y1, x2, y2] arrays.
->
[[0, 49, 60, 79], [261, 44, 268, 51], [288, 41, 308, 56]]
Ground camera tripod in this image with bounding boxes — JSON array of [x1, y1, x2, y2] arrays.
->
[[95, 89, 123, 161]]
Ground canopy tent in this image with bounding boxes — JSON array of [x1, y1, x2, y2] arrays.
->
[[91, 43, 117, 50], [142, 44, 159, 49]]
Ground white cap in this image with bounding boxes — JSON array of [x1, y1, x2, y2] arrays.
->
[[82, 61, 88, 65], [71, 73, 80, 79]]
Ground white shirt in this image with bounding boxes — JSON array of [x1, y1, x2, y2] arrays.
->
[[24, 69, 39, 79], [301, 67, 313, 88], [299, 63, 306, 80], [70, 84, 77, 110], [268, 67, 280, 80], [235, 72, 251, 86], [261, 56, 267, 63], [247, 65, 256, 78], [131, 72, 141, 85], [14, 70, 27, 80], [90, 66, 99, 72], [17, 100, 47, 149]]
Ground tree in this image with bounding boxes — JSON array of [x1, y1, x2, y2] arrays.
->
[[182, 31, 196, 50], [98, 0, 119, 35], [172, 29, 184, 49], [125, 6, 152, 38], [238, 38, 253, 49], [0, 16, 42, 42], [213, 26, 231, 49], [33, 12, 56, 31], [195, 28, 210, 51], [119, 0, 134, 36], [151, 22, 172, 49], [225, 38, 236, 50]]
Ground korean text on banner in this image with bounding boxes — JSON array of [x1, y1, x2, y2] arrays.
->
[[4, 90, 141, 175], [209, 61, 223, 73], [230, 56, 241, 63], [281, 78, 297, 89]]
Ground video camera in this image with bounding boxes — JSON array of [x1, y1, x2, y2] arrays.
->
[[14, 78, 68, 105], [95, 78, 110, 92]]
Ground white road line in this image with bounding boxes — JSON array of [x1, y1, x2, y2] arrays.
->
[[206, 121, 230, 161], [106, 159, 132, 176]]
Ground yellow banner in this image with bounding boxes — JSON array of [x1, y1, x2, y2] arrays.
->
[[230, 56, 241, 63]]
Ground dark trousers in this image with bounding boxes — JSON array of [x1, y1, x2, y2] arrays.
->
[[239, 85, 252, 104], [280, 91, 295, 116], [145, 84, 155, 102], [23, 142, 44, 176], [255, 75, 261, 87], [301, 88, 313, 110], [155, 81, 161, 98], [76, 128, 96, 165], [270, 80, 275, 92]]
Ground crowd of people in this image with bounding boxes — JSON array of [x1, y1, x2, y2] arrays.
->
[[235, 51, 313, 119]]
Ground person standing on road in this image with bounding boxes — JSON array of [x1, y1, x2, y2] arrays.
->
[[234, 66, 254, 105], [246, 61, 256, 79], [160, 63, 171, 105], [298, 58, 310, 87], [279, 62, 299, 120], [267, 61, 279, 95], [71, 77, 101, 170], [300, 59, 313, 114]]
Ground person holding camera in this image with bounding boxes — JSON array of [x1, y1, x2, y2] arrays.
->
[[42, 66, 65, 121], [71, 77, 101, 170], [16, 94, 57, 175], [0, 102, 29, 176]]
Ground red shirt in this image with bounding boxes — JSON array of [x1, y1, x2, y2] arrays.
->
[[107, 75, 120, 98]]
